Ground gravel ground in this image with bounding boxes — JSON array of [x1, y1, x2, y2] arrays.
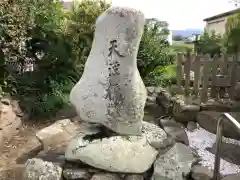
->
[[186, 126, 240, 176]]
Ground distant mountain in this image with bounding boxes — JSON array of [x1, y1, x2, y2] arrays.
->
[[172, 29, 203, 38]]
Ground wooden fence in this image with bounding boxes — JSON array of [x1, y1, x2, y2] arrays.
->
[[176, 53, 240, 103]]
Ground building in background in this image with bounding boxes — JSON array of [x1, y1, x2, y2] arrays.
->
[[167, 30, 172, 45], [203, 8, 240, 35], [62, 0, 74, 10]]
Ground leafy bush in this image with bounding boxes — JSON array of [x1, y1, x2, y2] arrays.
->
[[66, 0, 110, 74], [0, 0, 176, 119], [195, 30, 223, 57], [0, 0, 109, 118], [225, 10, 240, 53], [172, 35, 185, 41], [170, 44, 194, 54], [137, 18, 175, 86], [153, 64, 177, 87]]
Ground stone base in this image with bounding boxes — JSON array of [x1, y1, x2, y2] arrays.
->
[[23, 157, 148, 180], [22, 142, 200, 180], [21, 121, 203, 180], [64, 122, 168, 173]]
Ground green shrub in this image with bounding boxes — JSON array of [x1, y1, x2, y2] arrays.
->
[[137, 18, 175, 86], [0, 0, 110, 118], [195, 30, 223, 57], [170, 44, 194, 54], [153, 64, 177, 87], [225, 10, 240, 53], [0, 0, 177, 119]]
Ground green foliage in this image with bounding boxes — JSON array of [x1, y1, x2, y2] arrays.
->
[[170, 43, 194, 54], [0, 0, 109, 119], [0, 0, 175, 119], [195, 30, 223, 57], [66, 0, 110, 73], [137, 18, 175, 86], [172, 35, 185, 41], [151, 64, 177, 87], [225, 10, 240, 53]]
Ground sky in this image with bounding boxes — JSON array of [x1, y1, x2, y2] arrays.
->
[[64, 0, 238, 30], [111, 0, 237, 30]]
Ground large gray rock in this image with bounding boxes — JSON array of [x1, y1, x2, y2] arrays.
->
[[156, 88, 173, 114], [152, 143, 196, 180], [187, 121, 198, 132], [63, 168, 91, 180], [69, 6, 147, 135], [146, 87, 156, 94], [36, 119, 81, 150], [173, 99, 200, 123], [22, 158, 62, 180], [196, 111, 240, 140], [158, 117, 189, 146], [144, 102, 164, 121], [65, 122, 167, 173], [124, 174, 144, 180], [90, 173, 121, 180], [0, 98, 22, 141], [0, 99, 17, 128], [190, 165, 213, 180], [234, 82, 240, 100]]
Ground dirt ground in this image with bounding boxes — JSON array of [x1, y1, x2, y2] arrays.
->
[[0, 108, 77, 173], [0, 121, 48, 170]]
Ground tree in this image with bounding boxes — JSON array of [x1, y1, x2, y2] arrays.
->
[[195, 30, 223, 57], [225, 10, 240, 53], [66, 0, 110, 73], [0, 0, 111, 118], [0, 0, 36, 94], [137, 18, 175, 86], [0, 0, 176, 118], [172, 35, 185, 41]]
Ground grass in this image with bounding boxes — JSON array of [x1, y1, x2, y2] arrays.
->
[[170, 43, 194, 53]]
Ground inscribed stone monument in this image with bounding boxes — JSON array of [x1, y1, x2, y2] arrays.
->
[[70, 6, 147, 135]]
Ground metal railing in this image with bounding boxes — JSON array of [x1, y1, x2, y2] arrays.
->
[[213, 113, 240, 180]]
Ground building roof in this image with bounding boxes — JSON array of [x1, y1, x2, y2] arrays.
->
[[203, 8, 240, 21]]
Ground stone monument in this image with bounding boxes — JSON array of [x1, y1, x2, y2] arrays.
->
[[64, 6, 168, 174], [69, 6, 147, 135]]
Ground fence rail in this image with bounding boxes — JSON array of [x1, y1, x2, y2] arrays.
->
[[213, 113, 240, 180], [176, 53, 240, 102]]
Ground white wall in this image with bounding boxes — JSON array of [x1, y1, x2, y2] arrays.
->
[[167, 30, 172, 45]]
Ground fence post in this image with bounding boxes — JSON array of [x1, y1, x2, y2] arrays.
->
[[211, 55, 218, 98], [177, 53, 183, 94], [193, 55, 200, 97], [201, 54, 211, 103], [184, 52, 191, 97], [229, 53, 238, 98]]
